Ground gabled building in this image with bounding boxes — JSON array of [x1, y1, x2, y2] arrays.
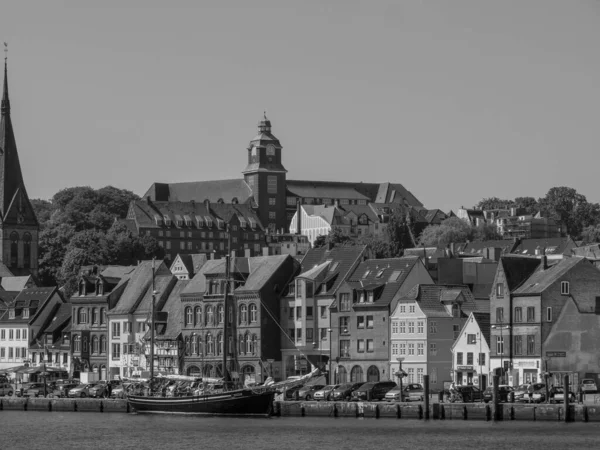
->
[[181, 254, 299, 383], [170, 253, 208, 280], [389, 284, 478, 391], [451, 312, 491, 388], [511, 237, 578, 260], [281, 245, 368, 380], [0, 60, 39, 276], [70, 265, 135, 379], [329, 257, 433, 385], [1, 275, 36, 291], [29, 303, 72, 373], [0, 286, 62, 371]]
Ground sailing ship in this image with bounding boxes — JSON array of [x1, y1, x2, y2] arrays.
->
[[127, 250, 278, 416]]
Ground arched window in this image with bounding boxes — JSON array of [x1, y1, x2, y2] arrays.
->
[[239, 305, 248, 324], [78, 307, 87, 324], [206, 306, 214, 326], [249, 304, 258, 322], [185, 336, 190, 355], [216, 333, 223, 356], [197, 335, 203, 355], [191, 336, 197, 355], [187, 365, 201, 377], [239, 335, 244, 355], [206, 333, 214, 354], [337, 366, 348, 384], [23, 233, 31, 269], [251, 335, 258, 355], [92, 336, 99, 354], [92, 308, 98, 324], [245, 333, 251, 354], [185, 307, 193, 326], [100, 335, 106, 354], [367, 365, 380, 382], [217, 305, 224, 324], [350, 365, 363, 383], [82, 336, 88, 353], [195, 306, 202, 326], [100, 308, 106, 325], [9, 232, 18, 268]]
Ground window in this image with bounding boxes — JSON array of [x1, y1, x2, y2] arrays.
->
[[23, 329, 27, 341], [366, 339, 374, 352], [288, 329, 295, 341], [296, 280, 303, 298], [417, 368, 424, 384], [267, 176, 277, 194], [15, 329, 20, 340], [306, 306, 313, 319], [561, 281, 570, 295], [340, 340, 350, 358], [467, 334, 476, 344], [0, 330, 4, 340], [320, 306, 327, 318], [268, 211, 276, 220], [100, 336, 106, 354], [399, 321, 405, 333], [295, 306, 301, 320], [206, 306, 214, 325], [408, 321, 415, 334], [409, 305, 415, 313], [320, 328, 327, 340], [457, 352, 463, 365], [112, 322, 120, 338], [357, 316, 365, 329], [408, 343, 415, 355], [514, 335, 523, 355], [452, 304, 460, 318], [339, 316, 349, 334], [101, 308, 106, 325], [392, 321, 398, 334], [431, 368, 438, 384], [546, 307, 553, 322], [185, 307, 193, 326], [514, 307, 522, 323], [339, 293, 351, 311], [496, 336, 504, 355], [9, 329, 13, 340], [408, 368, 414, 383], [195, 307, 202, 326], [467, 352, 473, 365], [400, 343, 406, 355], [400, 305, 406, 313], [479, 353, 485, 366], [495, 307, 504, 324], [124, 322, 132, 334], [366, 315, 374, 329], [288, 307, 294, 320], [23, 309, 29, 319], [496, 283, 504, 297], [357, 339, 365, 353], [527, 335, 535, 355], [417, 321, 424, 334], [249, 304, 258, 322], [306, 328, 313, 342], [78, 308, 87, 324], [527, 307, 535, 323], [429, 321, 437, 334], [417, 343, 424, 355], [92, 336, 99, 354], [453, 325, 460, 339]]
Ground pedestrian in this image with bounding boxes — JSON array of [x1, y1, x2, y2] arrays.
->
[[527, 382, 534, 403]]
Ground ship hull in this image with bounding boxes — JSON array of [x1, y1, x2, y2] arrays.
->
[[127, 389, 275, 416]]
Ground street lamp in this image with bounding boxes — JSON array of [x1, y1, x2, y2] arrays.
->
[[543, 356, 551, 403], [395, 357, 406, 401], [327, 328, 332, 384], [491, 324, 511, 384]]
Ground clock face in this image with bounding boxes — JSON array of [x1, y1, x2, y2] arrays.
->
[[266, 145, 276, 156]]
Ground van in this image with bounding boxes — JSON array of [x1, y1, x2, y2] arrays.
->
[[0, 382, 14, 397], [351, 381, 397, 401]]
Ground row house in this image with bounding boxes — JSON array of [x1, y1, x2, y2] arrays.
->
[[281, 245, 367, 381], [0, 287, 62, 371], [170, 254, 208, 280], [125, 198, 266, 262], [451, 312, 491, 388], [69, 265, 135, 379], [491, 256, 600, 387], [330, 257, 433, 384], [389, 284, 478, 391], [106, 261, 176, 379], [181, 254, 299, 384], [29, 303, 72, 373]]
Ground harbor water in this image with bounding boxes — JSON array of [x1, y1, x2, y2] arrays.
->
[[2, 412, 600, 450]]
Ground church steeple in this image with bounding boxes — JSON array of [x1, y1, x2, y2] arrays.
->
[[1, 58, 9, 116]]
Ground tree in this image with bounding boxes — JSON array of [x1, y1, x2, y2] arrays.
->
[[419, 217, 475, 247], [473, 223, 503, 241], [30, 199, 54, 228], [581, 225, 600, 244], [385, 208, 415, 257], [475, 197, 514, 210], [537, 187, 600, 238], [513, 197, 538, 215]]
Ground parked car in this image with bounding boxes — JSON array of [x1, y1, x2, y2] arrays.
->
[[68, 383, 95, 398], [25, 382, 49, 398], [455, 385, 484, 403], [351, 381, 397, 401], [88, 383, 109, 398], [283, 385, 304, 401], [385, 383, 424, 402], [549, 387, 576, 404], [514, 383, 545, 402], [297, 384, 326, 401], [0, 382, 14, 397], [330, 382, 365, 401], [110, 382, 127, 399], [313, 385, 339, 401], [581, 379, 598, 394], [52, 382, 79, 398], [482, 385, 514, 403]]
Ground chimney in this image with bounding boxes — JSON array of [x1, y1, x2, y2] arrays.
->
[[244, 249, 251, 258], [146, 196, 151, 204], [204, 199, 210, 211], [541, 247, 548, 270], [296, 199, 302, 235]]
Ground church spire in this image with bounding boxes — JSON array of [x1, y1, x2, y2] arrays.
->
[[1, 44, 9, 116]]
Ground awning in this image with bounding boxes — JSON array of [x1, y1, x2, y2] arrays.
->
[[3, 365, 30, 373]]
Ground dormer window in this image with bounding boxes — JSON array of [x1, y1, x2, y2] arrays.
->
[[204, 216, 213, 228], [561, 281, 570, 295], [175, 215, 183, 227], [23, 309, 29, 319], [239, 217, 247, 229], [9, 309, 15, 319], [163, 215, 172, 227], [216, 218, 224, 230], [195, 215, 204, 228], [376, 269, 385, 278], [248, 217, 256, 230], [184, 215, 192, 227], [362, 270, 370, 279], [452, 304, 460, 318], [154, 215, 163, 226], [367, 291, 374, 303]]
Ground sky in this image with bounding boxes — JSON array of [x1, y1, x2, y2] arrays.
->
[[2, 0, 600, 213]]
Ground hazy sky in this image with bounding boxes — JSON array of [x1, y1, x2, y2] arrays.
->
[[2, 0, 600, 213]]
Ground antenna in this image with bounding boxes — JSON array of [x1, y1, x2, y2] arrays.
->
[[3, 42, 7, 61]]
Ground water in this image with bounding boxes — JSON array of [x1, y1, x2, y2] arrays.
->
[[1, 412, 599, 450]]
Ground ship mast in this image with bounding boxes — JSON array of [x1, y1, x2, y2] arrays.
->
[[222, 225, 232, 385], [150, 257, 156, 383]]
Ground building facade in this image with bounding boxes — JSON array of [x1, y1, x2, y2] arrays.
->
[[451, 312, 491, 388]]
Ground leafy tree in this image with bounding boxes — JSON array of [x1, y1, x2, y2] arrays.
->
[[513, 197, 538, 215], [30, 199, 54, 227], [473, 223, 503, 241], [475, 197, 514, 210], [581, 225, 600, 244], [419, 217, 475, 247], [537, 186, 600, 238], [385, 208, 415, 257]]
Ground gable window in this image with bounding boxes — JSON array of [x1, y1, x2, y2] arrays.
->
[[339, 293, 351, 312], [357, 316, 365, 329], [22, 309, 29, 319], [561, 281, 570, 295], [495, 307, 504, 324], [496, 283, 504, 297], [452, 304, 460, 318], [496, 336, 504, 355], [467, 334, 476, 345]]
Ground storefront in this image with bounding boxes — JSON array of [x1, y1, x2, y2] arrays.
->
[[455, 365, 487, 387]]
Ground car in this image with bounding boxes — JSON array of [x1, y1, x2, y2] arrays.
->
[[52, 382, 79, 398], [297, 384, 326, 401], [0, 382, 14, 397], [385, 383, 424, 402], [330, 382, 365, 401], [482, 385, 514, 403], [351, 381, 397, 401], [549, 387, 576, 404], [313, 385, 340, 401], [25, 383, 49, 398], [110, 382, 128, 399], [455, 385, 484, 403], [88, 383, 109, 398], [283, 385, 304, 401], [581, 379, 597, 394], [513, 383, 545, 402], [68, 383, 96, 398]]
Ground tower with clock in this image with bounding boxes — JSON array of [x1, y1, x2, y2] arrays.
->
[[0, 59, 39, 276], [242, 114, 288, 233]]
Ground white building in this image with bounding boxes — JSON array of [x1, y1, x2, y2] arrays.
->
[[451, 312, 491, 388]]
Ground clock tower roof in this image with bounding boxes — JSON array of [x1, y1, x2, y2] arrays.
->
[[250, 112, 281, 145]]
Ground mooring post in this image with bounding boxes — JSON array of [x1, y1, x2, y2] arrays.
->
[[423, 374, 430, 420], [493, 375, 501, 421], [564, 374, 570, 423]]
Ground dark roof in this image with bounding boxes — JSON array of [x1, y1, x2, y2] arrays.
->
[[345, 257, 422, 307], [571, 243, 600, 260], [457, 240, 517, 255], [472, 312, 491, 347], [286, 182, 370, 201], [374, 182, 423, 207], [144, 179, 253, 204], [499, 256, 541, 291], [0, 263, 14, 277], [235, 255, 294, 292], [178, 254, 208, 276], [0, 275, 32, 291], [0, 290, 18, 309], [422, 209, 448, 225], [512, 237, 577, 256], [299, 245, 367, 295], [43, 303, 72, 333], [135, 274, 177, 314], [182, 259, 223, 295], [400, 284, 478, 318], [156, 280, 189, 340], [471, 283, 493, 300], [513, 257, 585, 295]]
